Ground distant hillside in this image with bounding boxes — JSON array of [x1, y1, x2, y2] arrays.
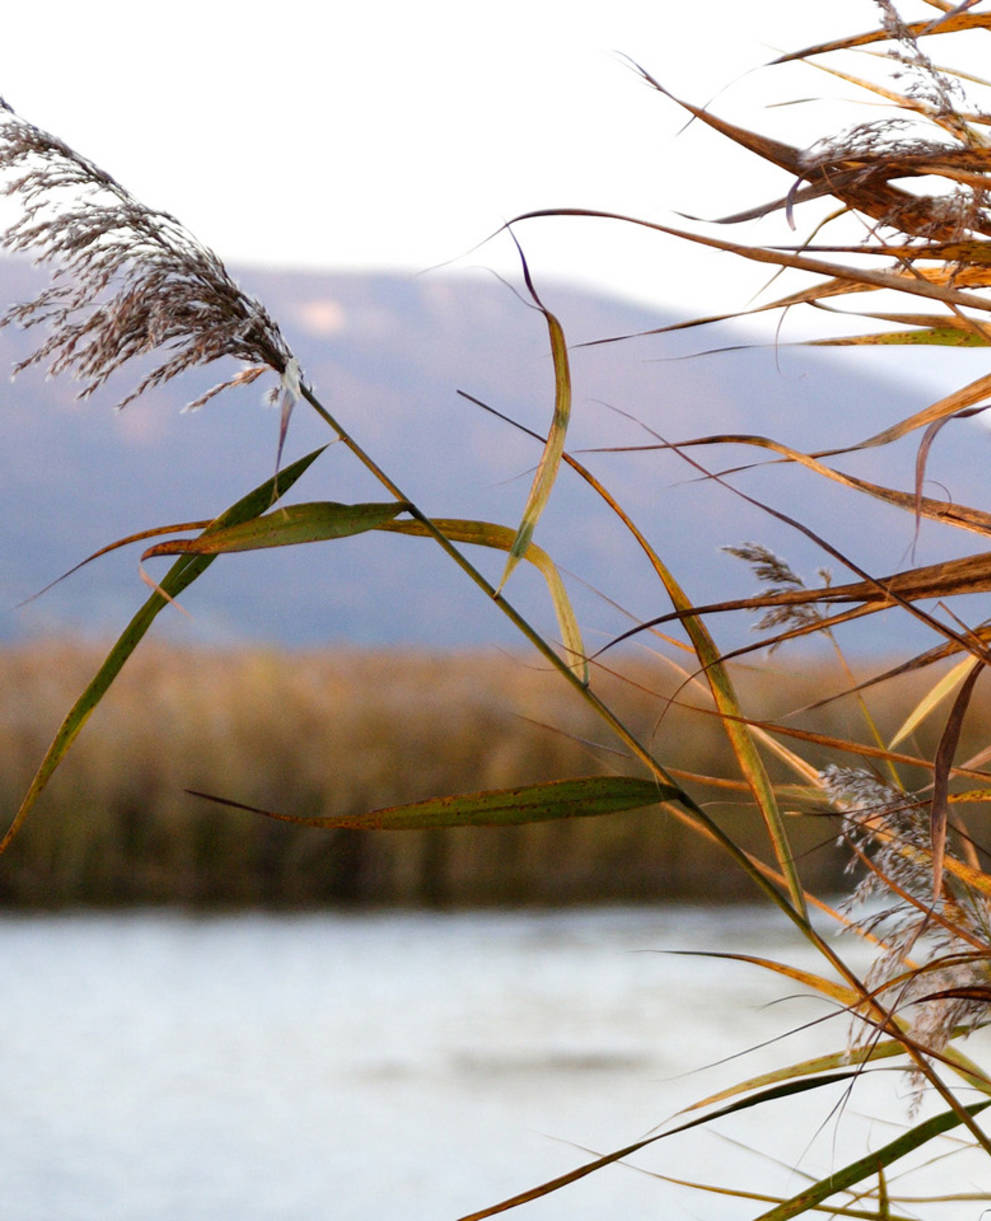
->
[[1, 260, 985, 655]]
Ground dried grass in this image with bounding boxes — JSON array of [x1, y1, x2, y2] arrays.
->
[[0, 641, 861, 907]]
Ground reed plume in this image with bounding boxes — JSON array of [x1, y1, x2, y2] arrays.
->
[[723, 543, 828, 640], [0, 96, 297, 411], [791, 0, 991, 242], [824, 764, 991, 1062]]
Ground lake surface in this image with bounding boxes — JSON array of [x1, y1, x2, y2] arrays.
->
[[1, 906, 988, 1220]]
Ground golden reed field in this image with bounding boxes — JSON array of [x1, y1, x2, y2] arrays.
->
[[0, 639, 972, 908]]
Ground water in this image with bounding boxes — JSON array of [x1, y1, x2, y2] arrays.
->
[[1, 906, 987, 1219]]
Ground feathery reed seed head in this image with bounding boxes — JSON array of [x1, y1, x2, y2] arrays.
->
[[875, 0, 967, 120], [823, 764, 991, 1061], [793, 2, 991, 242], [0, 100, 297, 411], [723, 542, 828, 640]]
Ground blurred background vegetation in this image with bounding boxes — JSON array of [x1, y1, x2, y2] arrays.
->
[[2, 638, 977, 909]]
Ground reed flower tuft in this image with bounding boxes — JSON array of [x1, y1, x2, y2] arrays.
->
[[723, 542, 827, 641], [874, 0, 970, 124], [0, 99, 297, 411], [823, 764, 991, 1063]]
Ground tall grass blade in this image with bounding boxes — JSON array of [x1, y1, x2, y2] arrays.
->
[[930, 658, 984, 895], [753, 1099, 991, 1220], [888, 655, 977, 749], [811, 325, 991, 347], [466, 391, 807, 913], [0, 447, 325, 856], [457, 1072, 862, 1220], [771, 12, 991, 64], [496, 255, 571, 593], [188, 776, 677, 830]]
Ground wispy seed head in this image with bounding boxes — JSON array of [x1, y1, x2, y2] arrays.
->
[[0, 101, 296, 411]]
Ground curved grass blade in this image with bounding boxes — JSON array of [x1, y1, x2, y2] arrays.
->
[[0, 447, 326, 856], [610, 1165, 913, 1220], [848, 369, 991, 453], [666, 949, 860, 1006], [379, 516, 587, 682], [508, 208, 991, 313], [598, 548, 991, 654], [457, 1072, 862, 1220], [771, 12, 991, 65], [930, 657, 984, 895], [753, 1099, 991, 1221], [187, 775, 676, 830], [627, 62, 991, 241], [17, 518, 212, 606], [496, 246, 571, 594], [682, 1040, 914, 1117], [588, 429, 991, 538], [140, 500, 407, 560], [921, 984, 991, 1003]]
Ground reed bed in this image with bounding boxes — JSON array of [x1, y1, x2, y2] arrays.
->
[[0, 641, 877, 907]]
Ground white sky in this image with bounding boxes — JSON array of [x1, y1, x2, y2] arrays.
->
[[2, 1, 988, 383]]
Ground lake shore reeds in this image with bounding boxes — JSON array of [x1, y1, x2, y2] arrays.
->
[[7, 3, 991, 1214], [0, 639, 977, 909]]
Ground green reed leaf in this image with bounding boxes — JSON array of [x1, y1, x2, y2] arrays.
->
[[0, 447, 326, 856], [140, 500, 407, 560], [754, 1099, 991, 1220], [458, 1071, 861, 1220], [189, 775, 675, 830], [682, 1040, 910, 1116]]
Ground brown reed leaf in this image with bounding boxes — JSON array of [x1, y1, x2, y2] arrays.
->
[[771, 9, 991, 65], [495, 235, 572, 594], [633, 62, 991, 242], [599, 544, 991, 668], [930, 658, 985, 895], [921, 984, 991, 1002]]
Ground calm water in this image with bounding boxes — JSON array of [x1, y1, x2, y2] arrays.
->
[[1, 906, 987, 1220]]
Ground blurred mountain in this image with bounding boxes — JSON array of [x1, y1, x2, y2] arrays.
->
[[1, 259, 987, 656]]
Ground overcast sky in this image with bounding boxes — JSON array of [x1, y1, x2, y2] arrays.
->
[[2, 1, 987, 391]]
